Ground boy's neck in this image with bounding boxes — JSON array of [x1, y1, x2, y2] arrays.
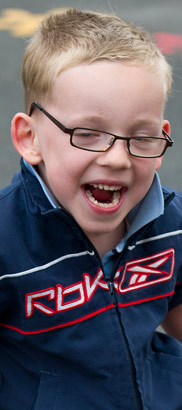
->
[[85, 221, 126, 258]]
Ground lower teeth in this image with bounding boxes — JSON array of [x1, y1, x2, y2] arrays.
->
[[86, 190, 121, 208]]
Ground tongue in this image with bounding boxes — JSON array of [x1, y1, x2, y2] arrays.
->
[[89, 186, 113, 202]]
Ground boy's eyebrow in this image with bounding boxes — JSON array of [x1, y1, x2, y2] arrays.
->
[[69, 115, 161, 129], [69, 115, 108, 125], [132, 118, 161, 126], [129, 119, 162, 132]]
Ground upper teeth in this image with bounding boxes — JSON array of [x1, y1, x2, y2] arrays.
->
[[91, 183, 121, 191]]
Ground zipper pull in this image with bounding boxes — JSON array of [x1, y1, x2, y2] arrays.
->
[[107, 281, 117, 307]]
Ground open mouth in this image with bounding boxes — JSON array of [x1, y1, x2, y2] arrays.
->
[[84, 183, 123, 208]]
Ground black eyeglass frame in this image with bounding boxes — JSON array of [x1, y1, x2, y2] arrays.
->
[[29, 101, 173, 158]]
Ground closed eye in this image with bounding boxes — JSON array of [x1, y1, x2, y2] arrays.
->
[[74, 129, 102, 138]]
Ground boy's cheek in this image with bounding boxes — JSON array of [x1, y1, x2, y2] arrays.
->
[[155, 157, 163, 170]]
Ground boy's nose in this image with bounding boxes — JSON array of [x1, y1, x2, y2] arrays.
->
[[96, 139, 132, 169]]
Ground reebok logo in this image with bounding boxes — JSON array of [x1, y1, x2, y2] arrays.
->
[[25, 249, 174, 318], [0, 248, 175, 334], [119, 249, 174, 293]]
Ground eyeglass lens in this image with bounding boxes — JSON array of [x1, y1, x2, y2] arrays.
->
[[71, 129, 167, 157]]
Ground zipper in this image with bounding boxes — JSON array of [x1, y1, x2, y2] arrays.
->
[[107, 278, 143, 410], [107, 280, 117, 307]]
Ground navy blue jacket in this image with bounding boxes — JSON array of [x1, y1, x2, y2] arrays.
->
[[0, 159, 182, 410]]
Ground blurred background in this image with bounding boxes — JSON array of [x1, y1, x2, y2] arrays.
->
[[0, 0, 182, 190]]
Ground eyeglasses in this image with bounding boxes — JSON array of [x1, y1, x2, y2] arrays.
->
[[29, 102, 173, 158]]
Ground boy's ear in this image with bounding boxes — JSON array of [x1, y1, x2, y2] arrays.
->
[[162, 119, 171, 136], [11, 113, 42, 165], [155, 119, 171, 171]]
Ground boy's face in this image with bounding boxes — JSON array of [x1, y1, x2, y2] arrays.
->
[[27, 62, 169, 252]]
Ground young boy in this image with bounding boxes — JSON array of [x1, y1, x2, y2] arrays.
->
[[0, 8, 182, 410]]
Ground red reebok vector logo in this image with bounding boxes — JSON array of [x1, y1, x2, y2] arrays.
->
[[119, 249, 174, 293]]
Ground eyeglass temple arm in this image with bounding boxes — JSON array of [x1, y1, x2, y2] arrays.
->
[[162, 129, 174, 145], [29, 102, 69, 134]]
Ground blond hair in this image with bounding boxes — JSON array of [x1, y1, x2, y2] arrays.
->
[[22, 8, 172, 112]]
